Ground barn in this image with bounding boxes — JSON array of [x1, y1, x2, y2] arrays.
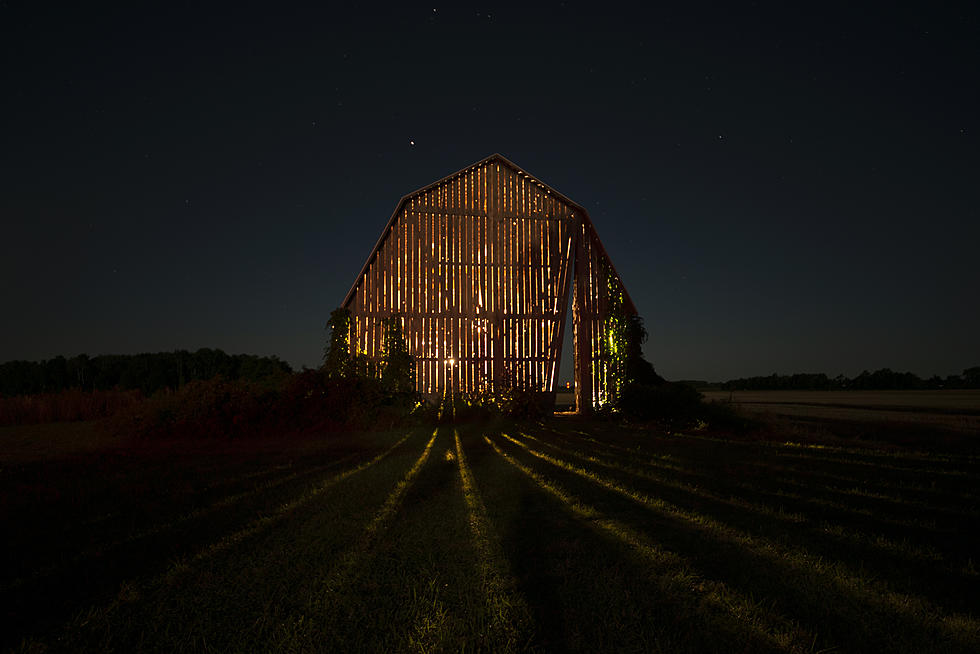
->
[[341, 154, 636, 412]]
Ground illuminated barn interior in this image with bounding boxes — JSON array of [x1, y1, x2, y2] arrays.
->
[[342, 154, 636, 412]]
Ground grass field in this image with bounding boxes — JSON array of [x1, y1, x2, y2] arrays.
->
[[2, 417, 979, 653]]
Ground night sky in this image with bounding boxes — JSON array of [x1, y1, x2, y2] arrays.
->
[[3, 1, 978, 382]]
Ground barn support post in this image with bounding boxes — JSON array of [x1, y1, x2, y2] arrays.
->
[[572, 220, 593, 414], [490, 162, 504, 392]]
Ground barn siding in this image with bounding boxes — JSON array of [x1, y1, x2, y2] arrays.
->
[[342, 155, 632, 411]]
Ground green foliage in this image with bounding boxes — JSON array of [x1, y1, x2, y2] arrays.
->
[[600, 271, 663, 409], [600, 267, 629, 407], [380, 315, 415, 395], [323, 308, 415, 399], [323, 307, 354, 378], [423, 382, 552, 425], [496, 383, 551, 421]]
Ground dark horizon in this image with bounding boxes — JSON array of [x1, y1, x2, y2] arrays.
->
[[3, 1, 978, 382]]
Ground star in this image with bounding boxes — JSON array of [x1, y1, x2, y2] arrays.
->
[[410, 140, 415, 146]]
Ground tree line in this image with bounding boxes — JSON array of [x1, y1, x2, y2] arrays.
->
[[0, 349, 292, 397], [717, 367, 980, 391]]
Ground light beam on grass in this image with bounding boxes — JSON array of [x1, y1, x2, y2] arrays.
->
[[514, 431, 948, 563], [549, 424, 971, 519], [302, 429, 438, 589], [546, 426, 971, 541], [678, 431, 976, 478], [748, 484, 945, 531], [766, 470, 980, 520], [184, 429, 419, 567], [270, 429, 440, 648], [454, 429, 532, 648], [750, 460, 980, 503], [547, 425, 687, 467], [557, 426, 968, 543], [2, 453, 361, 594], [47, 429, 424, 647], [484, 435, 812, 651], [497, 431, 980, 648], [361, 429, 438, 542], [558, 424, 964, 531], [773, 449, 977, 479], [519, 431, 807, 523]]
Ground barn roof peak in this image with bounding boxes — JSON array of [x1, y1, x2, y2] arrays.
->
[[397, 153, 586, 215], [341, 153, 633, 313]]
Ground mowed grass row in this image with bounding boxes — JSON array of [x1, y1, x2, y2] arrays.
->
[[532, 426, 980, 571], [4, 428, 424, 651], [491, 423, 979, 652], [12, 427, 538, 652], [8, 420, 980, 652]]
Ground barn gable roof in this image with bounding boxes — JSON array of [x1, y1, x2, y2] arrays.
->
[[341, 153, 634, 314]]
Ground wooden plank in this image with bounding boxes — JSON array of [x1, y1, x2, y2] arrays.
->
[[491, 162, 503, 390], [406, 206, 487, 217]]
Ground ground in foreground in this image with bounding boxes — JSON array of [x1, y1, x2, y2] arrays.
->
[[2, 418, 978, 652]]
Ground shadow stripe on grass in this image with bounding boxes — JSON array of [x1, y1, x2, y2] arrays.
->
[[546, 425, 975, 534], [554, 424, 980, 504], [484, 435, 811, 653], [12, 429, 427, 653], [453, 428, 534, 650], [72, 460, 297, 532], [266, 429, 439, 647], [666, 430, 980, 472], [516, 429, 980, 616], [516, 430, 950, 566], [498, 431, 980, 653], [180, 429, 425, 571], [1, 452, 361, 595]]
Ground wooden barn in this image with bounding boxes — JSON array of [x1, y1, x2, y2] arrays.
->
[[341, 154, 636, 412]]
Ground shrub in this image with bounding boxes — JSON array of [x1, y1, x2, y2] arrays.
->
[[109, 369, 424, 440], [497, 383, 551, 421], [617, 381, 758, 434], [0, 389, 143, 426], [618, 382, 704, 427], [111, 378, 280, 440]]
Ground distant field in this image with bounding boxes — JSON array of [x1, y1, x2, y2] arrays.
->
[[702, 390, 980, 441], [702, 390, 980, 411], [2, 418, 978, 652]]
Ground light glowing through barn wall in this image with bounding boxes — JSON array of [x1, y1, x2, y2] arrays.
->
[[341, 154, 634, 411]]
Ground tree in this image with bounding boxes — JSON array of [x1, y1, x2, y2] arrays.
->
[[602, 267, 629, 407], [381, 315, 415, 395], [964, 367, 980, 388], [323, 307, 354, 378], [624, 314, 665, 387], [603, 269, 663, 407]]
